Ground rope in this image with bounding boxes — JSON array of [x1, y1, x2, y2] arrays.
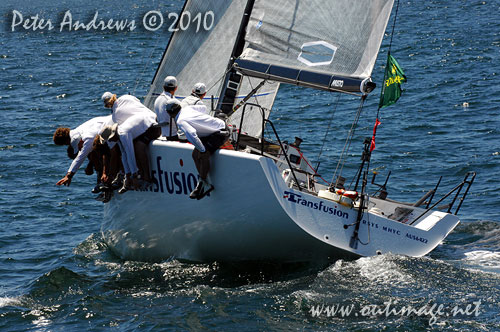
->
[[292, 147, 330, 185]]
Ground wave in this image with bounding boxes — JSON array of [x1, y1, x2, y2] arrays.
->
[[433, 220, 500, 274], [0, 296, 22, 308]]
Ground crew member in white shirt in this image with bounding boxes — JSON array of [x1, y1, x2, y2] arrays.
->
[[53, 115, 112, 187], [153, 76, 180, 140], [100, 111, 160, 193], [100, 91, 160, 190], [180, 82, 207, 107], [101, 91, 153, 125], [166, 100, 229, 199]]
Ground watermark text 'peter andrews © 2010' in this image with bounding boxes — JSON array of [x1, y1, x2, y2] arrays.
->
[[8, 9, 215, 33], [309, 299, 482, 326]]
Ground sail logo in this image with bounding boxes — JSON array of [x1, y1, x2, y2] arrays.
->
[[298, 41, 337, 67], [283, 191, 349, 219], [331, 80, 344, 88]]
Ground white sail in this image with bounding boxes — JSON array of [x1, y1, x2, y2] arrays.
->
[[227, 77, 279, 137], [234, 0, 395, 93], [144, 0, 249, 109]]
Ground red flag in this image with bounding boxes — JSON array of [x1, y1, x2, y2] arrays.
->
[[370, 118, 381, 152]]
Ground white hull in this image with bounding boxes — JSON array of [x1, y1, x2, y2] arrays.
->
[[102, 139, 460, 262]]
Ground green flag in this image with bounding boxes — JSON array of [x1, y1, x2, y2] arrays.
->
[[379, 53, 407, 108]]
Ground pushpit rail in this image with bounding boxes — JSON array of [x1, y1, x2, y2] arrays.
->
[[409, 171, 476, 225], [234, 102, 302, 191]]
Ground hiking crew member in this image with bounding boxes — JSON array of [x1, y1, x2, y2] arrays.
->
[[100, 111, 160, 193], [53, 115, 112, 187], [154, 76, 180, 140], [102, 92, 153, 125], [101, 91, 160, 192], [166, 100, 229, 200]]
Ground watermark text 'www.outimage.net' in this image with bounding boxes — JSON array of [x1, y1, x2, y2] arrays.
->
[[8, 10, 215, 33], [309, 299, 482, 326]]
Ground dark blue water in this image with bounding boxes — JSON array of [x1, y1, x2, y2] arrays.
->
[[1, 0, 499, 331]]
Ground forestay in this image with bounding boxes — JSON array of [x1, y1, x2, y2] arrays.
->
[[234, 0, 394, 94]]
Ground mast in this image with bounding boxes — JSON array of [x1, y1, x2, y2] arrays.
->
[[217, 0, 255, 115]]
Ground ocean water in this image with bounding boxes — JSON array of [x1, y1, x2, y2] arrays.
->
[[1, 0, 499, 331]]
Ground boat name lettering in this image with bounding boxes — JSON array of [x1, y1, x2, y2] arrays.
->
[[283, 191, 349, 219], [405, 232, 428, 244], [361, 222, 404, 236], [149, 156, 198, 196]]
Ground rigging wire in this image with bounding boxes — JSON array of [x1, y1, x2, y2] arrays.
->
[[245, 75, 262, 107], [376, 0, 401, 120], [332, 0, 401, 189], [314, 93, 341, 172], [388, 0, 401, 55], [132, 11, 166, 98], [330, 95, 367, 188], [207, 66, 233, 97]]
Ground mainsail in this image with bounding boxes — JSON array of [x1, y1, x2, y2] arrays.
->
[[233, 0, 395, 94]]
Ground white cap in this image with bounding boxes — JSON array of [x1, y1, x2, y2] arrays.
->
[[163, 76, 178, 88], [101, 91, 114, 102], [192, 82, 206, 95], [99, 123, 118, 144]]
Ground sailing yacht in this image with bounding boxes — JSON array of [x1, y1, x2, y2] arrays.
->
[[102, 0, 474, 262]]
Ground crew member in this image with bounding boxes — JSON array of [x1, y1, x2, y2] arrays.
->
[[101, 91, 153, 125], [153, 76, 180, 140], [181, 82, 207, 108], [53, 115, 112, 187], [101, 91, 160, 191], [166, 100, 229, 199], [100, 111, 160, 193]]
